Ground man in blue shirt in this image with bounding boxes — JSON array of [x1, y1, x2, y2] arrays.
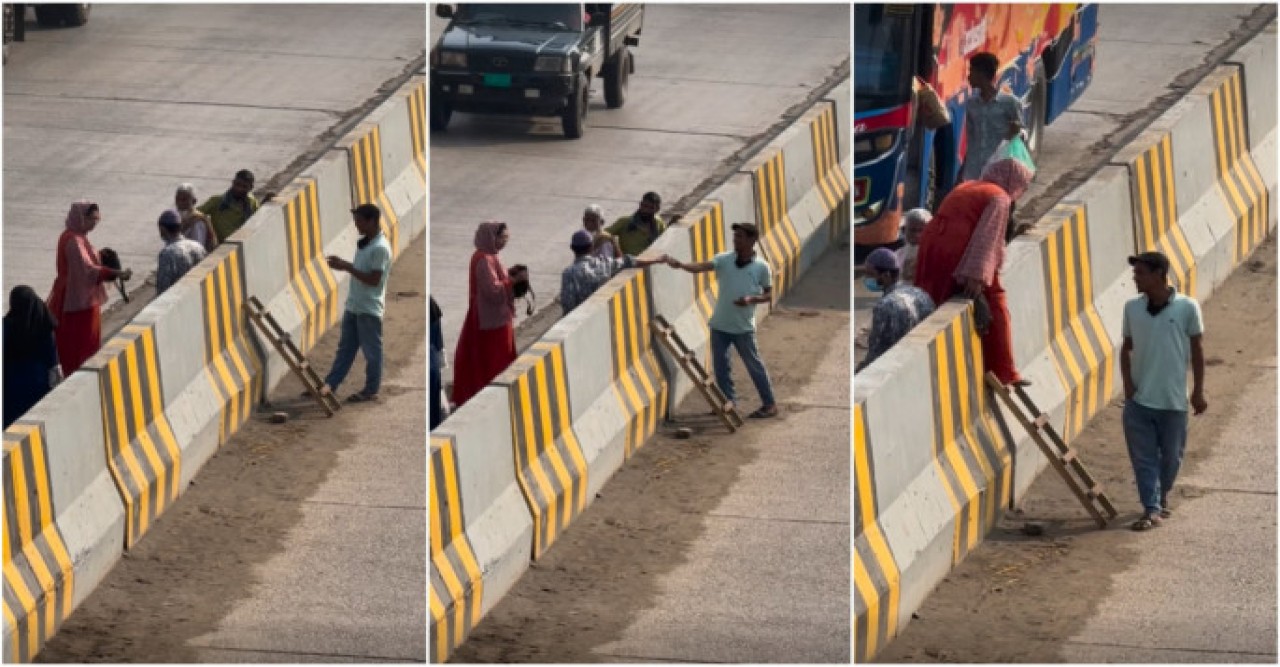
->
[[668, 222, 778, 419], [322, 203, 393, 403], [1121, 252, 1207, 531]]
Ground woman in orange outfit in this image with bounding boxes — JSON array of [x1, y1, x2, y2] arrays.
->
[[914, 158, 1033, 386]]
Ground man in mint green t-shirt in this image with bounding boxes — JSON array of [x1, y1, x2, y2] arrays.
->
[[1120, 252, 1207, 531], [668, 222, 778, 419], [321, 203, 392, 403]]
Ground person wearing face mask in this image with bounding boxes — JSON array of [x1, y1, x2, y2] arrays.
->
[[856, 248, 935, 373], [451, 220, 524, 408], [606, 191, 666, 256], [914, 158, 1034, 386]]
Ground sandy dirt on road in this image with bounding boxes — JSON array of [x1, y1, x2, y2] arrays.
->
[[37, 236, 427, 663], [878, 238, 1277, 663], [451, 244, 851, 663]]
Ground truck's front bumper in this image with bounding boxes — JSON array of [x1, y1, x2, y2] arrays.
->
[[432, 70, 575, 116]]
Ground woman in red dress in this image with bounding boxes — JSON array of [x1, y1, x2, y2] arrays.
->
[[914, 158, 1033, 386], [451, 221, 524, 407], [46, 201, 131, 375]]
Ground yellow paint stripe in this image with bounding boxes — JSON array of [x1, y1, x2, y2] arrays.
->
[[28, 430, 73, 616], [516, 375, 556, 548], [142, 333, 182, 501], [109, 358, 149, 540], [1047, 233, 1062, 338], [852, 557, 881, 657], [1135, 152, 1156, 251], [533, 359, 575, 533], [929, 328, 964, 556], [550, 347, 589, 512], [946, 323, 980, 551], [429, 588, 447, 660], [629, 279, 658, 436], [611, 292, 643, 452]]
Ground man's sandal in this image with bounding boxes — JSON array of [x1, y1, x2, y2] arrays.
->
[[1131, 514, 1163, 531], [748, 407, 778, 419]]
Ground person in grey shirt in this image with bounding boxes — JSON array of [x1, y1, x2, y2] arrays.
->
[[960, 52, 1023, 182], [155, 209, 207, 294], [559, 230, 667, 314]]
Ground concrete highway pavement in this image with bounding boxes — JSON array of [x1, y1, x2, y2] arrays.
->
[[3, 3, 425, 309], [429, 4, 850, 370], [1061, 366, 1277, 663]]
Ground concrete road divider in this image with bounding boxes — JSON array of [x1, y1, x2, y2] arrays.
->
[[3, 423, 75, 663], [4, 76, 427, 662], [342, 77, 428, 260], [855, 27, 1276, 662], [4, 374, 124, 663], [429, 385, 533, 663], [81, 324, 183, 549], [428, 435, 484, 664]]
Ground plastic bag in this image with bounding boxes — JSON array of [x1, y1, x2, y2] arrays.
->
[[983, 134, 1036, 174]]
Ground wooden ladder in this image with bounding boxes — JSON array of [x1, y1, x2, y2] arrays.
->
[[650, 315, 744, 433], [985, 372, 1117, 528], [245, 296, 341, 417]]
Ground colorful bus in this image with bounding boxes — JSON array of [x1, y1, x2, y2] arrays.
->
[[854, 4, 1099, 257]]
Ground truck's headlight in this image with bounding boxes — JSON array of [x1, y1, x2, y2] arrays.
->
[[534, 56, 568, 72], [439, 51, 467, 68]]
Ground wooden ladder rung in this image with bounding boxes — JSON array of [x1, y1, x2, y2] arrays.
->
[[1033, 413, 1051, 429], [1059, 449, 1077, 465]]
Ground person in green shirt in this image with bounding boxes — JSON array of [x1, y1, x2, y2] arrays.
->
[[605, 191, 666, 256], [198, 169, 260, 244]]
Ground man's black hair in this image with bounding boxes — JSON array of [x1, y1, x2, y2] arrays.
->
[[969, 52, 999, 80], [642, 191, 661, 207], [235, 169, 255, 183]]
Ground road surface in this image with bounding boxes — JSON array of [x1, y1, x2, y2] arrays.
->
[[3, 3, 425, 309], [429, 4, 850, 376], [453, 243, 851, 664], [855, 3, 1275, 366]]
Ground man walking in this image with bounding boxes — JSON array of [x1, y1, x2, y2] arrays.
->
[[1121, 252, 1207, 531], [960, 52, 1023, 182], [856, 248, 935, 373], [668, 222, 778, 419], [321, 204, 392, 403], [606, 191, 666, 256], [155, 209, 207, 293], [199, 169, 260, 244], [560, 230, 668, 314]]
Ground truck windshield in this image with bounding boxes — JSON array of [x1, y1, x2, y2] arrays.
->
[[854, 4, 917, 113], [455, 4, 583, 31]]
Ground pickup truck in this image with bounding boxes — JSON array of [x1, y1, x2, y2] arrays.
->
[[430, 3, 644, 139]]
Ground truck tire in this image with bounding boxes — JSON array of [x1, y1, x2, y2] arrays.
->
[[562, 74, 588, 139], [35, 4, 89, 28], [603, 47, 630, 109], [430, 93, 452, 131]]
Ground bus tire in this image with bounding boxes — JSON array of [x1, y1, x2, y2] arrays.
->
[[1026, 67, 1047, 162]]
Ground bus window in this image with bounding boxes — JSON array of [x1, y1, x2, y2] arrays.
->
[[854, 4, 918, 113]]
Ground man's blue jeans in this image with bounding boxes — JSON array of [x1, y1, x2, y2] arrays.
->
[[324, 311, 383, 396], [710, 328, 776, 407], [1122, 400, 1188, 515]]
